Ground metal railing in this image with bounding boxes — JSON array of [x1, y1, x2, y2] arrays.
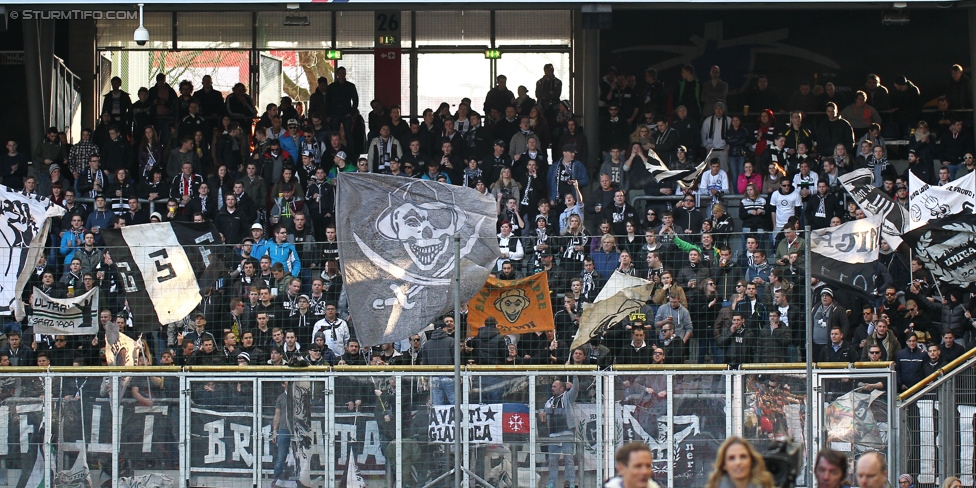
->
[[897, 348, 976, 487], [0, 364, 895, 488]]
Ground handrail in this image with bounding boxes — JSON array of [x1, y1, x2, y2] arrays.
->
[[898, 346, 976, 401], [612, 363, 728, 371]]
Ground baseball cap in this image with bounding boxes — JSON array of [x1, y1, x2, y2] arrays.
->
[[287, 119, 299, 127], [302, 149, 314, 157], [251, 223, 264, 230], [335, 151, 347, 161]]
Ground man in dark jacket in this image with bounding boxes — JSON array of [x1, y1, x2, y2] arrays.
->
[[470, 317, 508, 403], [817, 326, 857, 363], [420, 321, 456, 405], [895, 333, 926, 392], [921, 342, 946, 378], [468, 317, 508, 366]]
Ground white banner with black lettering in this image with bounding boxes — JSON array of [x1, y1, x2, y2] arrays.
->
[[811, 214, 884, 297], [840, 168, 908, 248], [907, 171, 976, 231], [0, 187, 64, 320], [428, 404, 504, 444], [101, 222, 224, 332], [28, 286, 98, 335]]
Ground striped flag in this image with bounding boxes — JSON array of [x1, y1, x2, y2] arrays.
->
[[101, 222, 225, 332]]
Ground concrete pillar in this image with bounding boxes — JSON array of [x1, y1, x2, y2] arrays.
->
[[580, 22, 600, 171], [23, 18, 46, 155], [67, 20, 97, 133]]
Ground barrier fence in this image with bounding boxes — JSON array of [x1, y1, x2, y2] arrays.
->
[[0, 365, 896, 488], [897, 349, 976, 488]]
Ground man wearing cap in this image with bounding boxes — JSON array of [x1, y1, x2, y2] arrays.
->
[[260, 139, 294, 185], [547, 145, 589, 205], [270, 182, 307, 229], [812, 287, 850, 359], [305, 342, 337, 366], [903, 149, 933, 185], [482, 139, 514, 184], [183, 313, 216, 350], [248, 223, 270, 259], [326, 151, 354, 185], [296, 149, 319, 186]]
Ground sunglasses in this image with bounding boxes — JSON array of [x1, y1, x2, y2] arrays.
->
[[869, 351, 882, 355]]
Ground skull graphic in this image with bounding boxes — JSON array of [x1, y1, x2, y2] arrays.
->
[[377, 181, 464, 271], [494, 288, 531, 323]]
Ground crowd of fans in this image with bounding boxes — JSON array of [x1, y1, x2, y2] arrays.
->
[[1, 62, 975, 396]]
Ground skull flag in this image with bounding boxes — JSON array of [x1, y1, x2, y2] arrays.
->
[[336, 173, 502, 347]]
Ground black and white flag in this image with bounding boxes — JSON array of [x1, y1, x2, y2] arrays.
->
[[28, 286, 99, 335], [0, 187, 64, 320], [644, 148, 709, 189], [336, 173, 502, 346], [101, 222, 224, 332], [905, 214, 976, 288], [908, 171, 976, 231], [840, 168, 908, 248], [811, 214, 884, 297]]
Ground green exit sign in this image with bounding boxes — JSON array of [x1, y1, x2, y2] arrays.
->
[[378, 35, 398, 46], [484, 49, 502, 60], [325, 50, 343, 60]]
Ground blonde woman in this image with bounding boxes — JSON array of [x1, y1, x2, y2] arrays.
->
[[704, 436, 775, 488]]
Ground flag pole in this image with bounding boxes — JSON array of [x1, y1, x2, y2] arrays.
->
[[453, 233, 462, 488], [804, 225, 814, 484]]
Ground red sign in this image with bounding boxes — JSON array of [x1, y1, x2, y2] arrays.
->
[[373, 48, 401, 108]]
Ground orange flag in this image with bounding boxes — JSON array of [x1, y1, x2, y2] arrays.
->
[[468, 271, 556, 336]]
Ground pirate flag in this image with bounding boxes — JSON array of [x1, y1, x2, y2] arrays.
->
[[336, 173, 502, 347]]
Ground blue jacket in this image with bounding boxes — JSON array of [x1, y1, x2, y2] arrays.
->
[[250, 237, 270, 261], [264, 241, 301, 276], [591, 248, 620, 280], [59, 229, 85, 265], [547, 159, 589, 202], [279, 135, 305, 160]]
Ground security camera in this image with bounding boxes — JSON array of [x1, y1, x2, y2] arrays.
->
[[134, 3, 148, 46], [134, 26, 149, 46]]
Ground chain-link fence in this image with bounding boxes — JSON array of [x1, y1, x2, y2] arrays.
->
[[0, 366, 894, 488]]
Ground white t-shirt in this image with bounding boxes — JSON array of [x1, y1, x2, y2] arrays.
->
[[769, 189, 801, 230]]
